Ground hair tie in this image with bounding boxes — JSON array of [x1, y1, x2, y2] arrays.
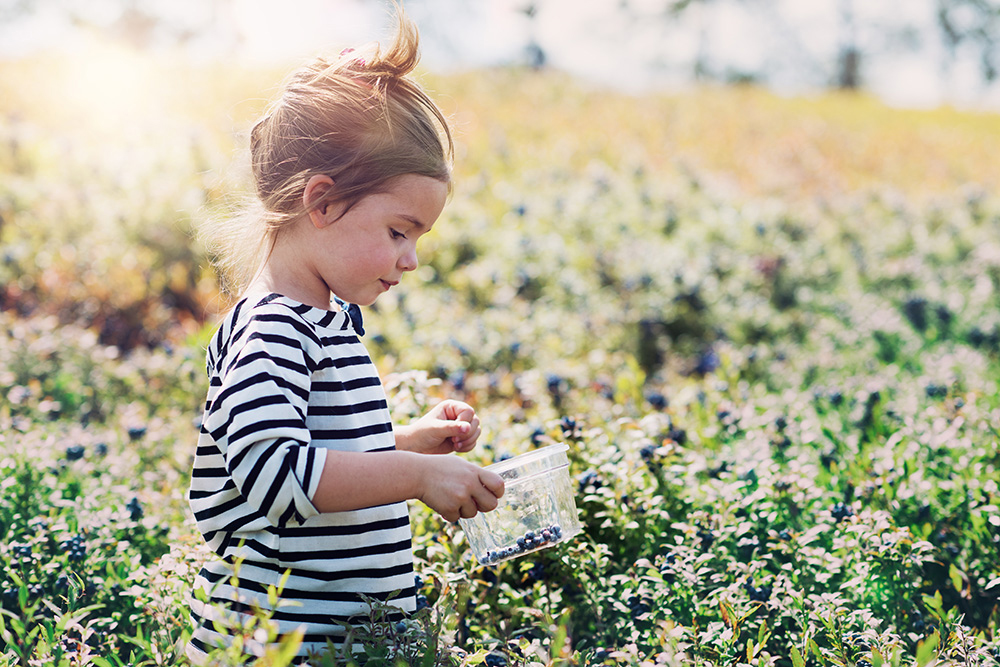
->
[[339, 48, 366, 69]]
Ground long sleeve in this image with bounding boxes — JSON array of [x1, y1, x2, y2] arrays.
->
[[203, 309, 327, 528]]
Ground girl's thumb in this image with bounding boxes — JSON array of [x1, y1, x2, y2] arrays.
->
[[444, 420, 470, 436]]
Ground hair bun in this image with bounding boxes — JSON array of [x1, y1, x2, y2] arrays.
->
[[335, 4, 419, 82]]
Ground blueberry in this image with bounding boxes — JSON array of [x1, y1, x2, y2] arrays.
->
[[94, 442, 108, 457], [395, 621, 407, 633], [448, 370, 466, 392], [745, 583, 771, 602], [697, 528, 715, 550], [127, 426, 147, 441], [778, 529, 792, 541], [525, 561, 545, 583], [516, 536, 526, 550], [831, 502, 854, 522], [484, 653, 507, 667], [65, 445, 85, 461], [127, 497, 143, 521], [415, 594, 429, 611], [646, 392, 668, 410], [577, 470, 602, 492]]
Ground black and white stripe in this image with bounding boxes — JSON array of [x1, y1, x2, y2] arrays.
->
[[187, 293, 414, 663]]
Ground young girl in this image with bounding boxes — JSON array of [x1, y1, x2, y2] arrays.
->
[[187, 8, 504, 663]]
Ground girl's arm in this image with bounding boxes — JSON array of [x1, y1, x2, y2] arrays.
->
[[311, 448, 503, 522]]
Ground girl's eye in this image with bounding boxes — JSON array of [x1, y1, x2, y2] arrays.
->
[[390, 229, 407, 240]]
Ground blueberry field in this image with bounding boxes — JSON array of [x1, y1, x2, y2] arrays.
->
[[1, 50, 1000, 666]]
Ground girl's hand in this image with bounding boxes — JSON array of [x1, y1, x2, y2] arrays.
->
[[396, 399, 482, 455], [416, 455, 504, 522]]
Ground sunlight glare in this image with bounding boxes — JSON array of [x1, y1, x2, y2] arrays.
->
[[54, 36, 162, 139]]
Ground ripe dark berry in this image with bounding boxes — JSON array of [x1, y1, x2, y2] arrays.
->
[[697, 528, 715, 550], [415, 594, 429, 611], [127, 497, 143, 521], [65, 444, 85, 461], [831, 502, 854, 522], [484, 653, 508, 667], [666, 427, 687, 445], [646, 392, 668, 410], [559, 415, 578, 436], [577, 470, 601, 492], [2, 588, 18, 608], [127, 426, 147, 441], [745, 582, 771, 602]]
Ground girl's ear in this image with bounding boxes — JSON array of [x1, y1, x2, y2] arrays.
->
[[303, 174, 337, 228]]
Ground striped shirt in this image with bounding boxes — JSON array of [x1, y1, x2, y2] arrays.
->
[[187, 293, 415, 664]]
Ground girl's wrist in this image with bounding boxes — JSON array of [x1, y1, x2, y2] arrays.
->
[[393, 423, 416, 451]]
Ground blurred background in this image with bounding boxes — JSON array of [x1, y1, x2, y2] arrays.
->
[[2, 0, 1000, 354], [4, 0, 1000, 108]]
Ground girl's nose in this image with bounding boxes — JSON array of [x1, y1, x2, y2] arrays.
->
[[398, 246, 418, 272]]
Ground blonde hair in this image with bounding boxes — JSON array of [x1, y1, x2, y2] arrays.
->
[[201, 5, 453, 297]]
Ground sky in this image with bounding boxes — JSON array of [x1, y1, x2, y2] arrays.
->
[[1, 0, 998, 110]]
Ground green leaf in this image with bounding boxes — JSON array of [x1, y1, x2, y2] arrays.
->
[[790, 645, 806, 667], [949, 563, 963, 592], [922, 590, 943, 614], [551, 609, 570, 661], [915, 630, 940, 667], [719, 599, 737, 631]]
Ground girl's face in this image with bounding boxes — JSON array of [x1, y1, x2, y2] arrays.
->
[[308, 174, 448, 307]]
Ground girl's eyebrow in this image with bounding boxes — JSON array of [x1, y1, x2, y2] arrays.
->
[[396, 214, 427, 231]]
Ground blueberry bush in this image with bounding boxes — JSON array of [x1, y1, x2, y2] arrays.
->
[[1, 51, 998, 665]]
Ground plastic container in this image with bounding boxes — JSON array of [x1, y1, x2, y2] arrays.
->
[[459, 443, 583, 566]]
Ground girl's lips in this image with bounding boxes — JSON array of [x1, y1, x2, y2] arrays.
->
[[380, 279, 398, 290]]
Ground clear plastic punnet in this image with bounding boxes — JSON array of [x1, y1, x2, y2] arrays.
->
[[459, 443, 583, 566]]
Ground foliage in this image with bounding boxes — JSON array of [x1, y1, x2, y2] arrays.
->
[[1, 51, 999, 665]]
